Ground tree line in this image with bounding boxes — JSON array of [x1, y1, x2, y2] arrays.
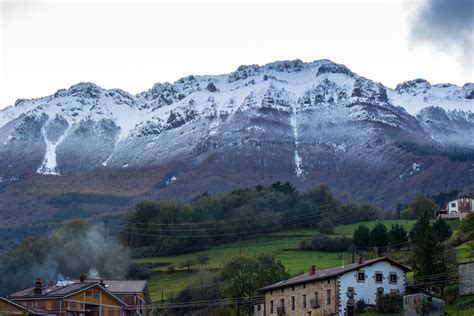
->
[[119, 183, 383, 257]]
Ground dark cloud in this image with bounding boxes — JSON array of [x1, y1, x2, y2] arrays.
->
[[410, 0, 473, 66]]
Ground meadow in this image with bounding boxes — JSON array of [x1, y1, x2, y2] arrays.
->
[[137, 220, 422, 301]]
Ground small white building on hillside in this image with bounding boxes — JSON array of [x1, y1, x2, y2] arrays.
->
[[438, 194, 474, 220]]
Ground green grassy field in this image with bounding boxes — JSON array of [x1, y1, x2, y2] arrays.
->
[[457, 242, 474, 264], [333, 220, 416, 236], [446, 295, 474, 315], [138, 219, 471, 303], [147, 271, 198, 301], [138, 220, 421, 301], [137, 234, 356, 273]]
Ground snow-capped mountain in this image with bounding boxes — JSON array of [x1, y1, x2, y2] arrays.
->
[[0, 59, 473, 226]]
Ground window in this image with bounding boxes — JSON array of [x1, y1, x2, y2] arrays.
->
[[270, 300, 274, 313], [390, 272, 398, 284], [326, 289, 331, 305], [377, 287, 384, 299], [303, 283, 306, 289], [452, 203, 456, 207], [311, 292, 319, 308], [281, 287, 284, 293], [347, 287, 354, 299], [291, 296, 295, 310], [327, 279, 330, 284], [258, 304, 261, 311], [375, 272, 383, 283], [303, 294, 307, 309], [280, 299, 284, 307], [292, 285, 295, 291], [85, 290, 92, 297], [357, 271, 365, 282], [93, 291, 100, 299]]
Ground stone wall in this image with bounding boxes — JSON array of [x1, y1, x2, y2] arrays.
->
[[263, 277, 339, 316], [459, 262, 474, 296], [403, 293, 445, 316]]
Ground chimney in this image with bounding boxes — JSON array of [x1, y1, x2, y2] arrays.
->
[[33, 278, 42, 295], [309, 265, 316, 275], [358, 257, 363, 264], [80, 273, 87, 283], [99, 280, 105, 287]]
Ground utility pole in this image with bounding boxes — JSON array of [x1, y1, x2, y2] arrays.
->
[[103, 218, 108, 243], [239, 236, 242, 256], [161, 290, 164, 316], [352, 245, 355, 263], [128, 223, 131, 247]]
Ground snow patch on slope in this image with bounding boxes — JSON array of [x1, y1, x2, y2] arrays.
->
[[37, 124, 72, 175], [290, 102, 303, 177]]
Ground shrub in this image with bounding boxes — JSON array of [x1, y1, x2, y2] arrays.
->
[[196, 253, 210, 266], [300, 234, 352, 252], [167, 264, 175, 273], [318, 218, 335, 234], [376, 293, 403, 314], [356, 299, 367, 313], [179, 259, 195, 271], [400, 208, 415, 220]]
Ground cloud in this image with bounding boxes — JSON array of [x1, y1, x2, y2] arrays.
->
[[409, 0, 473, 67]]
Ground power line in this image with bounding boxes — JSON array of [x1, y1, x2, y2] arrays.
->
[[107, 201, 352, 228], [113, 209, 385, 238]]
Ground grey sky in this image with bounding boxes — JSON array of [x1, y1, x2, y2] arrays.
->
[[410, 0, 473, 67], [0, 0, 472, 109]]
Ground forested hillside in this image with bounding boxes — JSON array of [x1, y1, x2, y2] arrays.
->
[[119, 182, 382, 257]]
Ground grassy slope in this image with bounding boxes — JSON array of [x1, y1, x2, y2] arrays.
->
[[333, 220, 416, 236], [446, 295, 474, 316], [139, 219, 469, 303], [139, 220, 417, 301]]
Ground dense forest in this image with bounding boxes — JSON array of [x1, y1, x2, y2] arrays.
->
[[119, 183, 383, 257], [396, 141, 474, 162]]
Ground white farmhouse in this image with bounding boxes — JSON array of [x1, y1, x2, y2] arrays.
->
[[338, 257, 408, 313], [257, 257, 410, 316], [438, 194, 474, 220]]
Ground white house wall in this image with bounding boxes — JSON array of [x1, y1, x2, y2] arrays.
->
[[448, 200, 458, 213], [338, 261, 406, 315]]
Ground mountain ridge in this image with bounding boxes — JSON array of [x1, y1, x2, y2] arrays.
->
[[0, 59, 473, 227]]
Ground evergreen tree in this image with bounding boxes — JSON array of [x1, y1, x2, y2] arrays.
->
[[432, 217, 453, 242], [412, 210, 447, 291], [387, 224, 408, 250], [353, 225, 371, 250], [370, 223, 388, 255]]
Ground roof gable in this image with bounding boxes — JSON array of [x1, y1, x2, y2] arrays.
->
[[0, 297, 48, 314], [9, 282, 128, 307], [71, 279, 151, 303], [62, 283, 129, 307]]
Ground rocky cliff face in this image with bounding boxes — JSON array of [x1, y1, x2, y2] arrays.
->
[[0, 59, 473, 226]]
